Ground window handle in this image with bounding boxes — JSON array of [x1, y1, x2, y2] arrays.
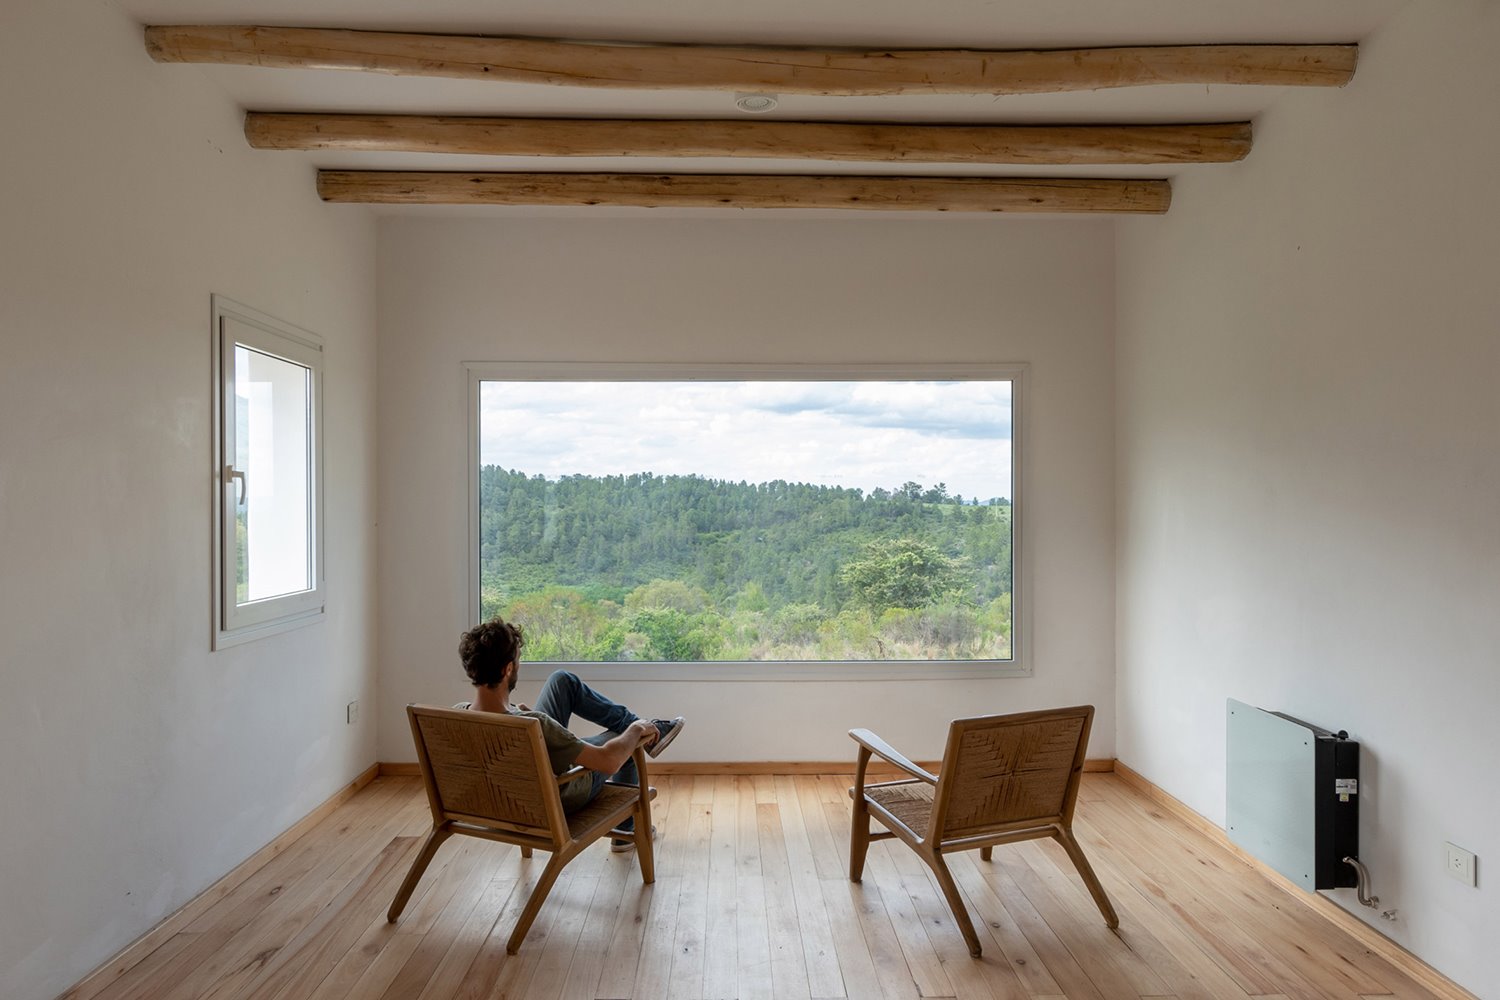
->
[[224, 465, 247, 505]]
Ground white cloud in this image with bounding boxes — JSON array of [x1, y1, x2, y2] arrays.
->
[[479, 380, 1013, 501]]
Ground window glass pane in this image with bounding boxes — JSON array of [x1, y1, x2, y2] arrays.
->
[[235, 345, 311, 604], [478, 380, 1013, 663]]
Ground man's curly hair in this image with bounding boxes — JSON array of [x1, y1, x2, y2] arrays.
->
[[459, 617, 525, 688]]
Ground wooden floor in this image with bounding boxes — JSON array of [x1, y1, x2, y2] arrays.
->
[[83, 772, 1442, 1000]]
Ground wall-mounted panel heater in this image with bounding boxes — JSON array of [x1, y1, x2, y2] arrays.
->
[[1226, 699, 1360, 892]]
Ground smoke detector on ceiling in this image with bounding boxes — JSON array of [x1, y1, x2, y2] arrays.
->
[[734, 92, 779, 113]]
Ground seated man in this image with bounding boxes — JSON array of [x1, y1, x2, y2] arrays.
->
[[458, 616, 684, 851]]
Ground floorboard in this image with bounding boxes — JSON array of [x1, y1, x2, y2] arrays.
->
[[79, 774, 1450, 1000]]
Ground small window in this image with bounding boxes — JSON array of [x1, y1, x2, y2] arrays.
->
[[212, 296, 324, 648]]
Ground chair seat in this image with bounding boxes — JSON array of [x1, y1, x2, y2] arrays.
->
[[566, 783, 658, 842], [865, 781, 934, 836]]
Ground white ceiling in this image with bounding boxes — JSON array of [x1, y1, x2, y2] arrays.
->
[[113, 1, 1405, 212]]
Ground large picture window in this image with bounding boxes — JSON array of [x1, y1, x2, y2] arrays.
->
[[213, 296, 324, 648], [468, 364, 1023, 676]]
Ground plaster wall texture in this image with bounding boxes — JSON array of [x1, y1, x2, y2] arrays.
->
[[376, 215, 1117, 766], [1114, 4, 1500, 995], [0, 4, 379, 998]]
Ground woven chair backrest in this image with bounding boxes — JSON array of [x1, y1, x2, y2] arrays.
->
[[408, 705, 559, 839], [933, 706, 1093, 841]]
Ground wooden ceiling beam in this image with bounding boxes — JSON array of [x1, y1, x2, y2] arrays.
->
[[246, 114, 1251, 165], [313, 171, 1171, 213], [146, 26, 1356, 95]]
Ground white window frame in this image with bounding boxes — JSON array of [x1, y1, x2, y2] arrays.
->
[[466, 362, 1029, 682], [212, 295, 325, 649]]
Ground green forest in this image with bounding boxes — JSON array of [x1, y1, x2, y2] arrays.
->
[[480, 467, 1013, 662]]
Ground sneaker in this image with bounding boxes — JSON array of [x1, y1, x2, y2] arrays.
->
[[646, 716, 685, 758], [610, 824, 657, 852]]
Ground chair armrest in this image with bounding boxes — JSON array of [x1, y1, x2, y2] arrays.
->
[[556, 765, 591, 787], [602, 746, 652, 786], [848, 729, 938, 785]]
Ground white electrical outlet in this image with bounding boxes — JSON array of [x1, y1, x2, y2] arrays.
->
[[1445, 842, 1476, 886], [346, 700, 359, 725]]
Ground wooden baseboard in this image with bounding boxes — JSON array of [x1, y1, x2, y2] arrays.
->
[[59, 762, 381, 1000], [1112, 761, 1480, 1000], [656, 761, 935, 776], [379, 758, 1115, 777]]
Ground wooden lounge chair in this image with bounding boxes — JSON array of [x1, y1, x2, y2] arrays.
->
[[388, 704, 657, 953], [848, 705, 1117, 957]]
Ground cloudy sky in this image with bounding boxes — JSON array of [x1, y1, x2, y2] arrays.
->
[[479, 380, 1013, 502]]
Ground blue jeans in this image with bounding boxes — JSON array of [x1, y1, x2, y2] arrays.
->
[[533, 670, 642, 824]]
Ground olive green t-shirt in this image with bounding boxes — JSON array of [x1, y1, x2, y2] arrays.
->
[[457, 702, 593, 813], [510, 710, 595, 813]]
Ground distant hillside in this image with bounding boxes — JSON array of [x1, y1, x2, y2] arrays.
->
[[479, 466, 1011, 615]]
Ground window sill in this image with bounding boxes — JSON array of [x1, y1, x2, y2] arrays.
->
[[213, 607, 324, 650], [521, 659, 1029, 683]]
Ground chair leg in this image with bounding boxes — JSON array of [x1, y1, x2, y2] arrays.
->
[[927, 851, 983, 957], [521, 846, 532, 859], [979, 846, 993, 862], [634, 803, 656, 884], [387, 826, 451, 922], [506, 851, 571, 954], [849, 796, 871, 882], [1055, 827, 1119, 929]]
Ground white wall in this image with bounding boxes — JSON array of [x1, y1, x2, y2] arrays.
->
[[377, 216, 1117, 764], [0, 4, 379, 1000], [1115, 3, 1499, 995]]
